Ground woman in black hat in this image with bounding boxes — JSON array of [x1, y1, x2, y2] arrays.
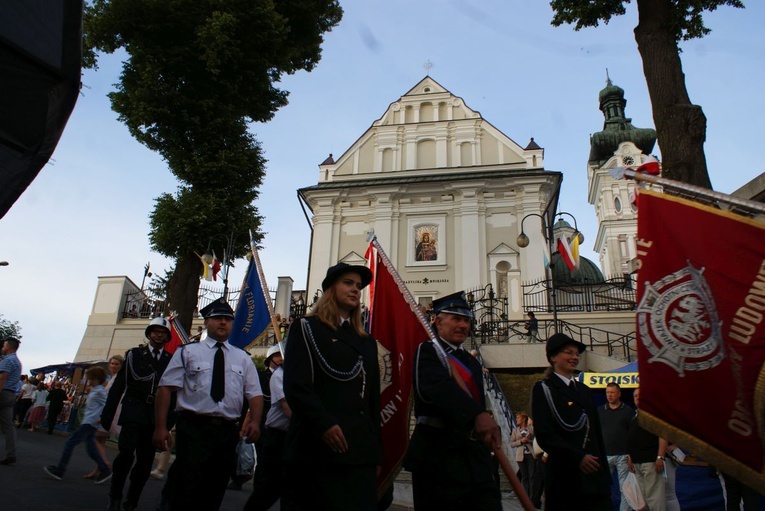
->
[[282, 263, 381, 511], [531, 333, 612, 511]]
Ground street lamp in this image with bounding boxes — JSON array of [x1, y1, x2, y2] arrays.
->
[[516, 211, 584, 334]]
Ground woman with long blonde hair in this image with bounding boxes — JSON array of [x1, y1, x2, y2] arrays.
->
[[282, 262, 381, 511]]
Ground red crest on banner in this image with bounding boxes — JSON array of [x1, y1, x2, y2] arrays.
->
[[636, 189, 765, 492]]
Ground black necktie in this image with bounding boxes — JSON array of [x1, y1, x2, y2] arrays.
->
[[152, 348, 160, 362], [211, 343, 225, 402], [568, 380, 575, 389]]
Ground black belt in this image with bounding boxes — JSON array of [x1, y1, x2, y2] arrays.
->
[[178, 411, 238, 428]]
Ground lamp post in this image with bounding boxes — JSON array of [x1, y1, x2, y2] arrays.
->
[[206, 233, 236, 300], [516, 211, 583, 334]]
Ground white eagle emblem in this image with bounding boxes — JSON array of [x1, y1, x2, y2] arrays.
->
[[637, 262, 724, 377]]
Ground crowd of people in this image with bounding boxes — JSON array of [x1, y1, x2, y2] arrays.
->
[[1, 261, 762, 510]]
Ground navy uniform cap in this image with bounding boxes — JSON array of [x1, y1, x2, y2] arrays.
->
[[432, 291, 473, 318], [200, 297, 235, 319]]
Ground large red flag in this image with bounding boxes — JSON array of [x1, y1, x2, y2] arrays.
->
[[635, 189, 765, 491], [366, 242, 430, 495], [165, 316, 190, 355]]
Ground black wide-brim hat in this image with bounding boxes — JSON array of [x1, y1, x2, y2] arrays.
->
[[545, 333, 586, 361], [322, 262, 373, 291]]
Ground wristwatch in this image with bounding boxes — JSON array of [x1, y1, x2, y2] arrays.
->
[[657, 456, 665, 460]]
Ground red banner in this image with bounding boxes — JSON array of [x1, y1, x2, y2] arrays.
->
[[366, 243, 430, 495], [635, 189, 765, 491]]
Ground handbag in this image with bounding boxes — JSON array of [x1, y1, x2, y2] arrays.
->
[[667, 446, 686, 465], [235, 437, 256, 476], [622, 472, 646, 510], [532, 437, 544, 456]]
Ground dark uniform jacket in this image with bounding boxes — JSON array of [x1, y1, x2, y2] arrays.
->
[[531, 375, 612, 509], [283, 316, 382, 466], [101, 345, 172, 430], [404, 339, 494, 483]]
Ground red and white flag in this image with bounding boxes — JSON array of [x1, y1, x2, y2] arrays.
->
[[636, 188, 765, 492], [557, 236, 576, 272], [166, 315, 190, 355], [636, 155, 660, 175], [366, 242, 430, 496]]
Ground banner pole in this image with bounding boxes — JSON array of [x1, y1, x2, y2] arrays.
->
[[248, 230, 282, 344], [624, 169, 765, 215]]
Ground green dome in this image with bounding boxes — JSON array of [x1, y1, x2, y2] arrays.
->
[[551, 252, 605, 286], [598, 81, 624, 104]]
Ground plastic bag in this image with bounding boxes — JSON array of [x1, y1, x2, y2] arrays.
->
[[622, 472, 646, 511], [235, 438, 256, 476]]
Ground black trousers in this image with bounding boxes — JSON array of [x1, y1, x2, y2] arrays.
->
[[47, 404, 64, 433], [285, 459, 377, 511], [411, 470, 502, 511], [167, 414, 239, 510], [110, 422, 155, 505], [244, 428, 287, 511]]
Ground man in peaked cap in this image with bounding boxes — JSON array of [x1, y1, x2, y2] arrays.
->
[[102, 317, 174, 511], [153, 297, 263, 510], [404, 291, 502, 510]]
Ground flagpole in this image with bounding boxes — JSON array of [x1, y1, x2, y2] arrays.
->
[[624, 169, 765, 215], [248, 230, 283, 345], [367, 232, 535, 511]]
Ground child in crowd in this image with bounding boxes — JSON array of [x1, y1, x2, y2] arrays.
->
[[43, 367, 112, 485]]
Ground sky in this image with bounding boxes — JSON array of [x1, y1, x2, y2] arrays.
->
[[1, 1, 763, 373]]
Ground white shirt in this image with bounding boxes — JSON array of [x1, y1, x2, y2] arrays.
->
[[159, 337, 262, 420], [264, 366, 289, 431], [20, 382, 36, 400], [554, 372, 576, 387]]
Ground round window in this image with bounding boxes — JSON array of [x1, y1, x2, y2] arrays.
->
[[614, 196, 622, 213]]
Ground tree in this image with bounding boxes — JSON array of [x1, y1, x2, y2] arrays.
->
[[550, 0, 744, 189], [0, 314, 22, 340], [84, 0, 342, 330]]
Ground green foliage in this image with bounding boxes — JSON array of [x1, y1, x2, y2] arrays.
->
[[0, 314, 22, 340], [550, 0, 744, 42], [83, 0, 342, 321]]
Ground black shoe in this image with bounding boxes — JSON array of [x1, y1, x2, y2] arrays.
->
[[0, 456, 16, 465], [44, 465, 64, 480], [94, 470, 113, 485]]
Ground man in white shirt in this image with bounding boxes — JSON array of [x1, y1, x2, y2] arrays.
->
[[153, 297, 263, 510]]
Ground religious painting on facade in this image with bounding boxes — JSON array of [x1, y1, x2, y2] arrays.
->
[[415, 226, 438, 262]]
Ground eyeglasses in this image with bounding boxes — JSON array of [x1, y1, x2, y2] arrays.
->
[[559, 349, 581, 357]]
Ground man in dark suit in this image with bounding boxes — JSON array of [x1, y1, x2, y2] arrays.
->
[[404, 291, 502, 511], [531, 333, 612, 511], [102, 317, 174, 511]]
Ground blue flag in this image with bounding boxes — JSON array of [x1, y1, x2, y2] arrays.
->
[[229, 259, 272, 349]]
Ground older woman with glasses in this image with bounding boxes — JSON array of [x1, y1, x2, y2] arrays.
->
[[531, 333, 612, 511]]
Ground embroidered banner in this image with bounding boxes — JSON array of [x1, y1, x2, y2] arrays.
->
[[635, 188, 765, 492], [366, 243, 430, 496]]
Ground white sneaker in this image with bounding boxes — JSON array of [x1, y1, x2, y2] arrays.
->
[[150, 469, 165, 480]]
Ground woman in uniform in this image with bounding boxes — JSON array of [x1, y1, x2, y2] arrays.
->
[[283, 262, 381, 511]]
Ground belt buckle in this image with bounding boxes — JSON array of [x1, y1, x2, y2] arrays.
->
[[145, 394, 155, 405]]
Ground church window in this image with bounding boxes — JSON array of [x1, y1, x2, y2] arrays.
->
[[614, 196, 622, 213]]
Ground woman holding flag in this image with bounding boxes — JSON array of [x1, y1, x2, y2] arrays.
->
[[282, 262, 382, 511]]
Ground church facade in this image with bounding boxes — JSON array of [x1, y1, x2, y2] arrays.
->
[[299, 77, 562, 321]]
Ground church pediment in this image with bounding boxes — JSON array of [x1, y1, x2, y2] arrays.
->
[[488, 242, 518, 256], [317, 76, 539, 182], [339, 251, 367, 265]]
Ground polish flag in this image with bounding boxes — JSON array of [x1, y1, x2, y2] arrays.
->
[[637, 155, 660, 175]]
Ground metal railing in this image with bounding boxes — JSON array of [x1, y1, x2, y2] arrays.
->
[[122, 284, 279, 319], [521, 276, 636, 313]]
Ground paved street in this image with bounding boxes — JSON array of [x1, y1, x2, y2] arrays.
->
[[0, 427, 524, 511], [0, 427, 252, 511]]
